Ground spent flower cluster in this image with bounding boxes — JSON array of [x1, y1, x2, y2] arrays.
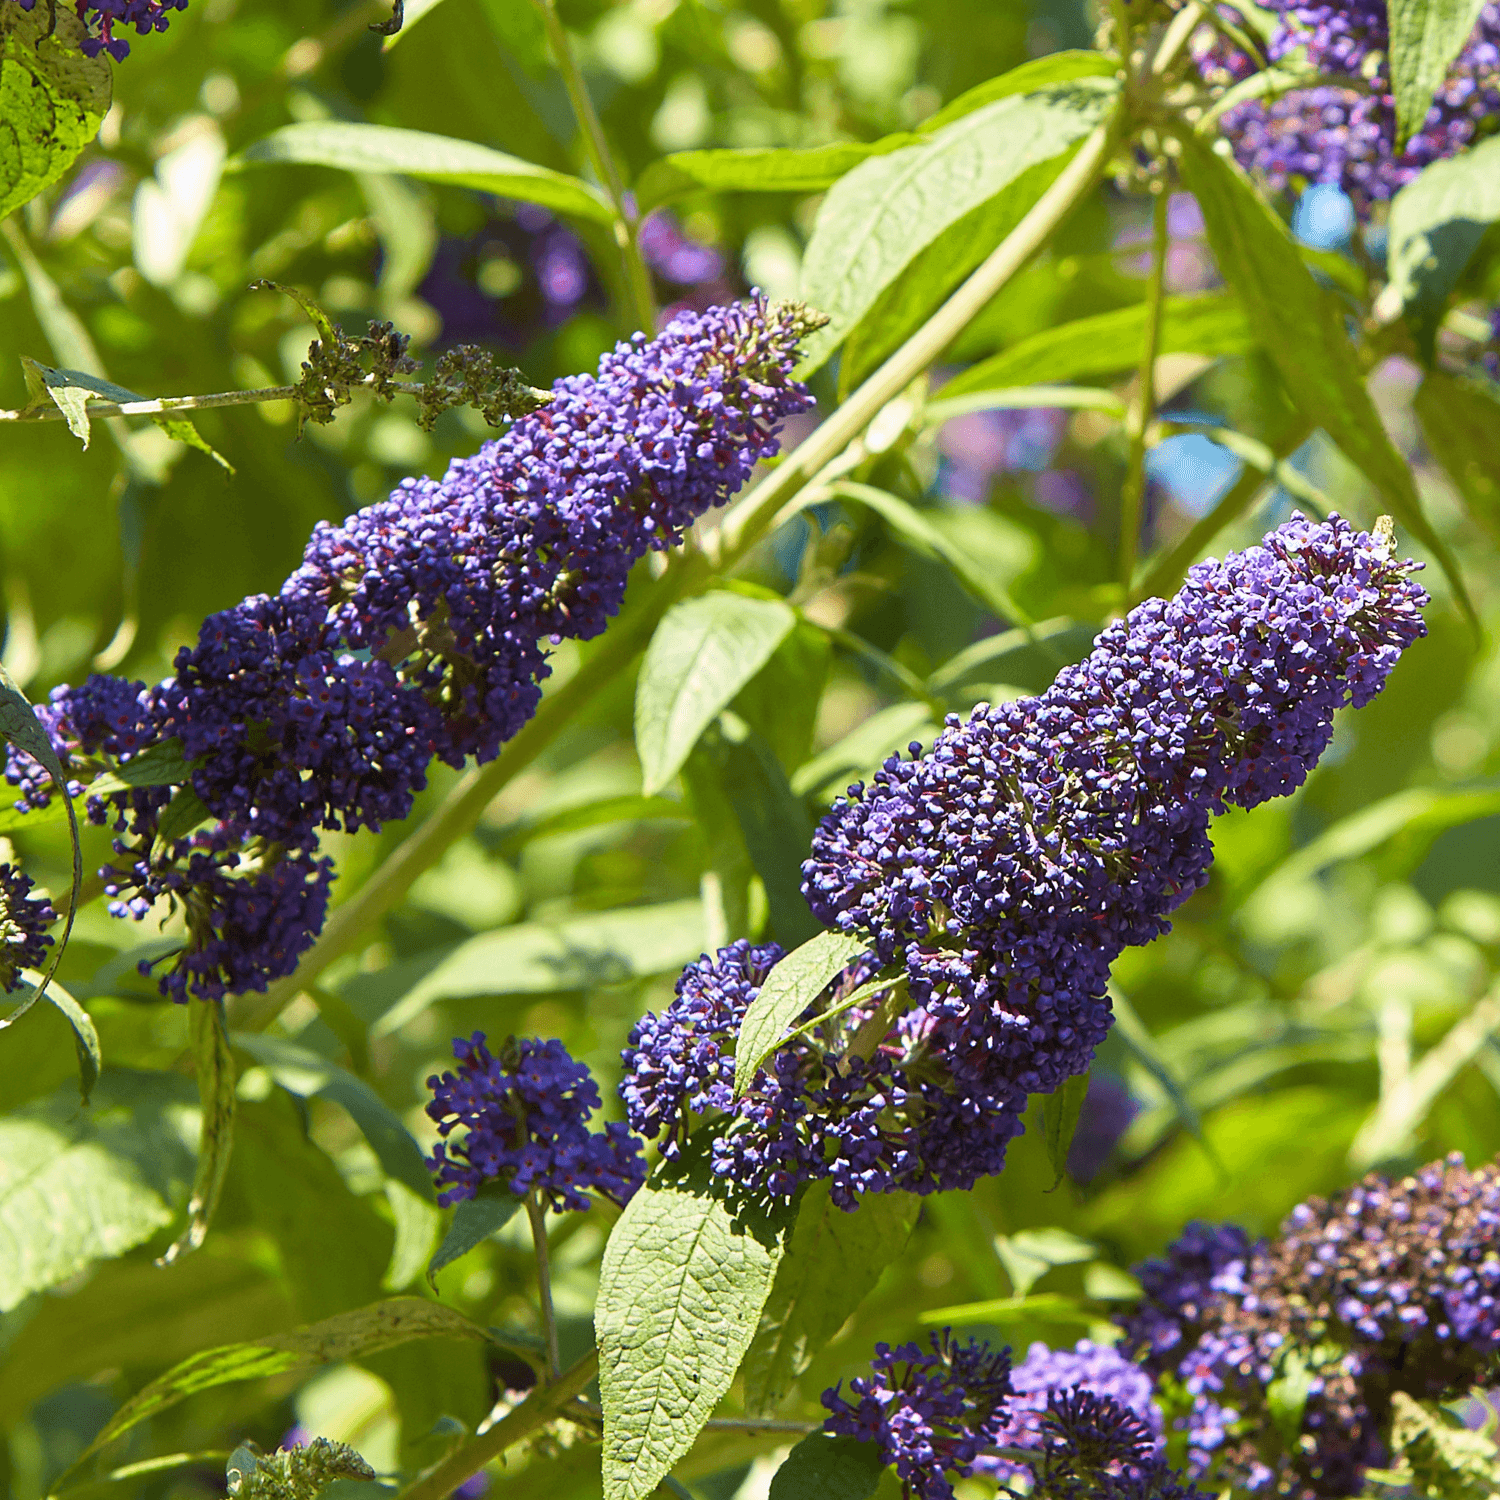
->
[[1120, 1153, 1500, 1497]]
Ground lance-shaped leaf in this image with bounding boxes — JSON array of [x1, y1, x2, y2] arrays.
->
[[63, 1297, 517, 1478], [797, 78, 1118, 374], [1388, 0, 1489, 147], [938, 293, 1256, 397], [1386, 136, 1500, 361], [232, 1032, 434, 1201], [157, 1000, 236, 1266], [237, 122, 614, 223], [635, 591, 796, 796], [426, 1184, 525, 1288], [1042, 1071, 1091, 1189], [597, 1154, 792, 1500], [1176, 132, 1475, 626], [744, 1182, 919, 1415], [734, 929, 870, 1096], [0, 1069, 197, 1312], [0, 0, 111, 222], [769, 1434, 887, 1500], [0, 971, 100, 1103], [1415, 369, 1500, 540]]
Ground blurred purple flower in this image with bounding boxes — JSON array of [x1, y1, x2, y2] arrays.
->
[[935, 406, 1067, 501], [1066, 1073, 1140, 1183]]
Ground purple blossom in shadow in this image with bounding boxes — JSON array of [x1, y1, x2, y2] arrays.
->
[[1066, 1073, 1140, 1182]]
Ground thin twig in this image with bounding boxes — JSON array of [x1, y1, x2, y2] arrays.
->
[[533, 0, 656, 333], [1117, 188, 1169, 599], [527, 1193, 561, 1380], [397, 1349, 600, 1500]]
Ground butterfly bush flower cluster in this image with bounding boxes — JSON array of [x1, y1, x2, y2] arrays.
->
[[1203, 0, 1500, 214], [3, 299, 817, 1002], [8, 0, 188, 59], [822, 1331, 1013, 1500], [622, 517, 1426, 1209], [619, 939, 1025, 1208], [822, 1331, 1206, 1500], [790, 515, 1425, 1191], [0, 863, 55, 993], [978, 1338, 1164, 1486], [426, 1033, 644, 1211], [1119, 1154, 1500, 1498]]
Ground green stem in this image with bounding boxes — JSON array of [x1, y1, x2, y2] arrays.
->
[[228, 107, 1124, 1038], [1117, 188, 1169, 599], [527, 1193, 561, 1380], [533, 0, 656, 333], [397, 1349, 600, 1500], [1131, 417, 1314, 603]]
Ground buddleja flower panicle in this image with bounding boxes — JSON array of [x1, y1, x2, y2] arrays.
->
[[618, 939, 1026, 1208], [3, 298, 814, 1001], [1119, 1153, 1500, 1499], [1205, 0, 1500, 214], [0, 862, 55, 992], [802, 514, 1426, 1132], [427, 1033, 645, 1211], [822, 1331, 1013, 1500]]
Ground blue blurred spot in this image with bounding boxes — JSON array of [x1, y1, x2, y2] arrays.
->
[[1293, 184, 1355, 250], [1145, 433, 1243, 517]]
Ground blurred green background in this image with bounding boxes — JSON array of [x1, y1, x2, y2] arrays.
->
[[1, 0, 1498, 1496]]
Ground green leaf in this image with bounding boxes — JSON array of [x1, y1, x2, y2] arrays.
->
[[1041, 1071, 1091, 1190], [734, 929, 869, 1096], [1387, 1390, 1500, 1500], [1108, 986, 1213, 1164], [921, 49, 1121, 131], [237, 123, 615, 224], [927, 617, 1095, 699], [65, 1297, 510, 1476], [635, 138, 919, 213], [696, 714, 818, 948], [231, 1032, 434, 1202], [744, 1181, 919, 1415], [0, 1069, 197, 1312], [995, 1226, 1098, 1297], [938, 294, 1256, 399], [1266, 1348, 1315, 1448], [789, 702, 937, 801], [368, 898, 707, 1036], [380, 0, 448, 48], [427, 1185, 524, 1286], [1388, 0, 1489, 147], [1386, 136, 1500, 361], [635, 592, 797, 796], [831, 481, 1033, 625], [495, 792, 691, 849], [1176, 131, 1475, 627], [154, 785, 213, 847], [1415, 371, 1500, 541], [917, 1291, 1100, 1328], [0, 0, 111, 222], [86, 738, 194, 797], [157, 1000, 236, 1267], [596, 1153, 792, 1500], [768, 1433, 887, 1500], [0, 972, 100, 1103], [732, 618, 831, 776], [797, 78, 1118, 374]]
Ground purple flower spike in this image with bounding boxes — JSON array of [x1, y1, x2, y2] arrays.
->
[[426, 1034, 645, 1212], [1207, 1, 1500, 216], [822, 1331, 1013, 1500], [0, 864, 55, 993], [802, 514, 1426, 1122]]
